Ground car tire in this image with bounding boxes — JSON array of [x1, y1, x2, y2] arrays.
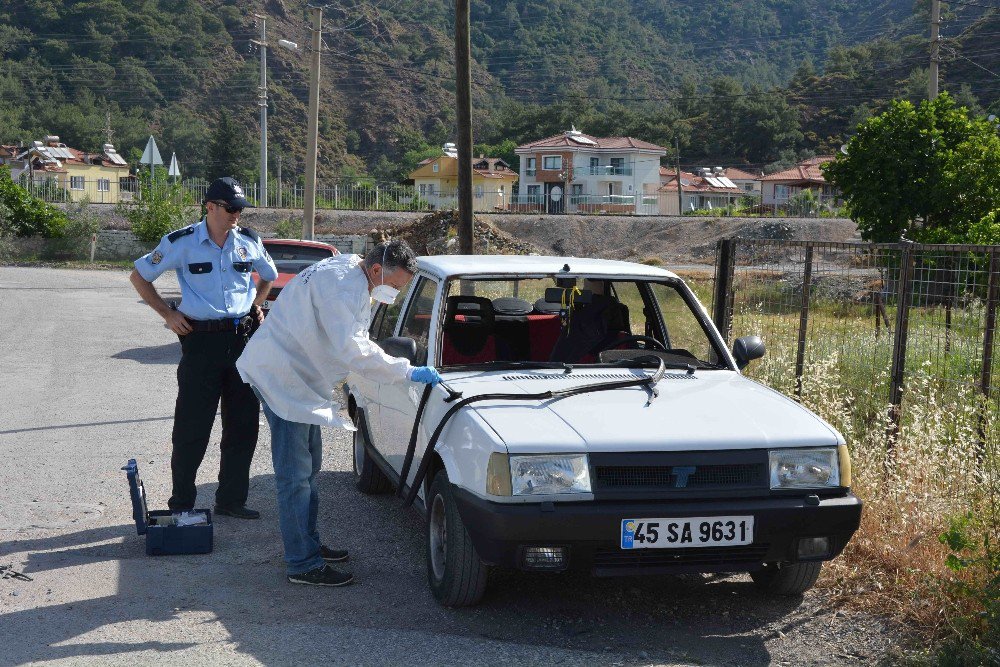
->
[[750, 562, 822, 596], [352, 414, 392, 495], [426, 470, 490, 607]]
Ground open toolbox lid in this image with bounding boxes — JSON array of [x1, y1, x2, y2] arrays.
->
[[122, 458, 150, 535]]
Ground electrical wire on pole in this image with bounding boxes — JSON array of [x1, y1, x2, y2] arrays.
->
[[303, 5, 323, 240], [455, 0, 474, 254]]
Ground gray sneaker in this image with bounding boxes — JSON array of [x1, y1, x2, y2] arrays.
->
[[287, 564, 354, 587]]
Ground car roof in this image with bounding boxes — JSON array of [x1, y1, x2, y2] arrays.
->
[[263, 238, 338, 250], [415, 255, 679, 280]]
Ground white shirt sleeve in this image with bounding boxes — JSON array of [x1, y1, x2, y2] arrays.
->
[[315, 282, 412, 384]]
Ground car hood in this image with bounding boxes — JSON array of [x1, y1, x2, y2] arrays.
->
[[441, 369, 842, 453]]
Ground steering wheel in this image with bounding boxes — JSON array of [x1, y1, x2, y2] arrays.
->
[[596, 334, 666, 353]]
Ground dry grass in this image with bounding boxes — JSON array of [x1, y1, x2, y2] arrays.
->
[[737, 305, 999, 657]]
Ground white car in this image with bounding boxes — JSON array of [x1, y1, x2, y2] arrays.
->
[[345, 255, 861, 607]]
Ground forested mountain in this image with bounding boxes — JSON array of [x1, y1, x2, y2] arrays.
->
[[0, 0, 997, 183]]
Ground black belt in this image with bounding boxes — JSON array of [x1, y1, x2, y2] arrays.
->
[[185, 315, 253, 333]]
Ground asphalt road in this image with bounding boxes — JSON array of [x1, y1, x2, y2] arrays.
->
[[0, 266, 897, 666]]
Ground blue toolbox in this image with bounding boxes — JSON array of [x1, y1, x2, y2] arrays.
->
[[122, 459, 213, 556]]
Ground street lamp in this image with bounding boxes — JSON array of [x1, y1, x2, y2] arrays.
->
[[252, 14, 299, 208]]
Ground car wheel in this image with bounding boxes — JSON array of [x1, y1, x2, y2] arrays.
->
[[750, 562, 822, 596], [352, 414, 392, 495], [426, 469, 489, 607]]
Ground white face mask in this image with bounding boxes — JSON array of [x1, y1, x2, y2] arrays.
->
[[369, 247, 400, 304], [371, 284, 399, 304]]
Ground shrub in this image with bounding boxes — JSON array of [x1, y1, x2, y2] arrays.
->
[[274, 216, 300, 239], [118, 172, 195, 244], [640, 255, 663, 266], [41, 199, 102, 259], [0, 166, 69, 238]]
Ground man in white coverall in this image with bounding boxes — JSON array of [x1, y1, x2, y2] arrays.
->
[[237, 239, 441, 587]]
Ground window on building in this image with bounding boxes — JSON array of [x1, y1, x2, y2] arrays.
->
[[775, 184, 790, 200], [97, 178, 110, 192], [475, 185, 484, 198], [432, 163, 440, 172], [590, 157, 599, 169], [70, 176, 85, 190], [543, 155, 562, 170], [524, 157, 536, 176], [610, 157, 624, 174], [419, 184, 427, 196], [498, 185, 505, 197]]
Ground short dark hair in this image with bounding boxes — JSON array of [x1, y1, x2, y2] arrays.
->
[[366, 239, 418, 273]]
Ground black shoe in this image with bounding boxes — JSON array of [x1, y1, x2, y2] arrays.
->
[[213, 505, 261, 520], [320, 546, 349, 563], [287, 564, 354, 587]]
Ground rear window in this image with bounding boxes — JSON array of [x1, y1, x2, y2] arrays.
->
[[264, 243, 335, 274]]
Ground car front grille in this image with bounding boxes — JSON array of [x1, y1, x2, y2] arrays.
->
[[595, 463, 764, 489], [589, 451, 770, 499], [593, 544, 770, 570]]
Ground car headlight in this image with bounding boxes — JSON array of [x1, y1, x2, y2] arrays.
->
[[506, 454, 591, 496], [769, 447, 841, 489]]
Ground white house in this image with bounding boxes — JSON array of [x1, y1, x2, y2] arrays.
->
[[513, 127, 667, 215]]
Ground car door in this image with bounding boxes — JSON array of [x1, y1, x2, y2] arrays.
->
[[376, 275, 440, 478], [355, 299, 405, 448]]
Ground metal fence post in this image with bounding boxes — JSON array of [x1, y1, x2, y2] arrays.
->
[[795, 244, 815, 399], [887, 243, 915, 453], [712, 238, 736, 344], [978, 249, 999, 454]]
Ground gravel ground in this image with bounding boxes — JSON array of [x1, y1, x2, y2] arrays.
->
[[0, 266, 898, 666]]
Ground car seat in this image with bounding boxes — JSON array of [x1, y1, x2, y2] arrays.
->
[[548, 294, 631, 363], [441, 295, 498, 364]]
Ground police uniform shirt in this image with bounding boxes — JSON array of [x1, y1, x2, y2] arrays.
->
[[134, 220, 279, 320]]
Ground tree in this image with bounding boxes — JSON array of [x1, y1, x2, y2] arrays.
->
[[823, 93, 1000, 243], [206, 109, 255, 186]]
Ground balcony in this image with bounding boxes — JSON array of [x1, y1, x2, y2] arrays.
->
[[587, 165, 632, 176]]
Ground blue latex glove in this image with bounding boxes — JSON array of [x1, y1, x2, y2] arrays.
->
[[409, 366, 442, 386]]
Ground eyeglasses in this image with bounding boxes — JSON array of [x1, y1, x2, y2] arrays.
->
[[210, 200, 244, 214]]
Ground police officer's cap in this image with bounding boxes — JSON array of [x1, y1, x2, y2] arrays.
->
[[204, 177, 254, 208]]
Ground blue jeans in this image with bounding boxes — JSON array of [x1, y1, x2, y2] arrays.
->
[[256, 392, 325, 575]]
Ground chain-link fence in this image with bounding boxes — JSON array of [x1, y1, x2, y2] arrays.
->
[[712, 238, 999, 523]]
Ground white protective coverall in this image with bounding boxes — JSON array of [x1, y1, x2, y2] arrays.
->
[[236, 254, 412, 429]]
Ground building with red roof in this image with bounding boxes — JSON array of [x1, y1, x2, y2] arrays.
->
[[760, 156, 839, 208]]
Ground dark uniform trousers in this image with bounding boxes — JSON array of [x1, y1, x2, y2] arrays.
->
[[168, 329, 258, 510]]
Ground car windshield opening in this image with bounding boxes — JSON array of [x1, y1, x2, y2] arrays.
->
[[437, 277, 727, 369]]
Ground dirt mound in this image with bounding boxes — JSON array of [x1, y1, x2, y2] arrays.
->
[[369, 210, 540, 256]]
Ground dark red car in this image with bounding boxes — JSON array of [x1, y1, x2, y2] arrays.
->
[[254, 239, 340, 310]]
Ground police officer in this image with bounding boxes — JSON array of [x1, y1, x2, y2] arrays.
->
[[129, 177, 278, 520]]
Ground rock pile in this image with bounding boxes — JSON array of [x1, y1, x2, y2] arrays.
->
[[370, 209, 539, 256]]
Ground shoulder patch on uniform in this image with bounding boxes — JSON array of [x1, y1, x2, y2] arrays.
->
[[238, 226, 260, 242], [167, 226, 195, 243]]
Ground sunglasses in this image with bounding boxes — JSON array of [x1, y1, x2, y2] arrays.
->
[[211, 200, 244, 214]]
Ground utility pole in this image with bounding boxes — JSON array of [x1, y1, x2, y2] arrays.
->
[[256, 14, 268, 207], [276, 154, 282, 208], [929, 0, 941, 99], [674, 136, 683, 216], [303, 5, 323, 240], [455, 0, 474, 254], [104, 109, 113, 145]]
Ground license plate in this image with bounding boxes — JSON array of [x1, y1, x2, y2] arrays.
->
[[621, 516, 754, 549]]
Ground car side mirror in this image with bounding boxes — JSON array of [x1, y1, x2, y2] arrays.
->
[[381, 336, 418, 364], [732, 335, 765, 370]]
